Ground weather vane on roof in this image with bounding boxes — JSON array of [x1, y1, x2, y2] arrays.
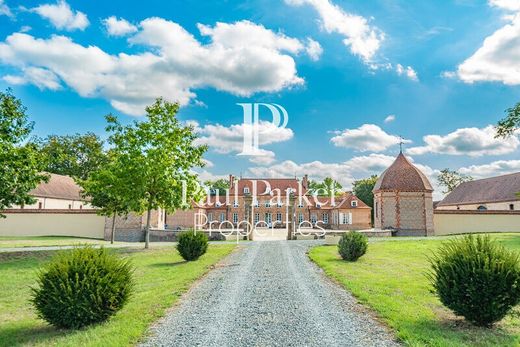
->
[[399, 136, 404, 153]]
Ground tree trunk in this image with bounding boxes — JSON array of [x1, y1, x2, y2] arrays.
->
[[111, 213, 116, 244], [145, 207, 152, 249]]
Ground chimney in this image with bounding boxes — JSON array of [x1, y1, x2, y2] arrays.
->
[[302, 174, 309, 189], [229, 174, 234, 187]]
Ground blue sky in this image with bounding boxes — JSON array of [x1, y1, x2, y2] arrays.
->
[[1, 0, 520, 199]]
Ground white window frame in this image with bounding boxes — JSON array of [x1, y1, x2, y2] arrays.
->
[[254, 213, 260, 223], [351, 200, 358, 207], [298, 212, 304, 223], [208, 212, 213, 222], [276, 212, 282, 222], [219, 212, 225, 222], [233, 200, 239, 208], [310, 213, 317, 224], [322, 213, 329, 224], [232, 212, 238, 224], [265, 213, 272, 224], [265, 201, 271, 208], [243, 187, 250, 194]]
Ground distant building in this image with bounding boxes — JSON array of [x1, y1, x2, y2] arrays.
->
[[373, 152, 434, 236], [11, 173, 93, 210], [436, 172, 520, 211]]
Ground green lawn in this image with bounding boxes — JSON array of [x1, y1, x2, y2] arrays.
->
[[309, 234, 520, 347], [0, 244, 235, 347], [0, 236, 113, 248]]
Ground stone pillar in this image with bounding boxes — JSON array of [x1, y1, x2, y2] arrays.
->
[[244, 195, 253, 240]]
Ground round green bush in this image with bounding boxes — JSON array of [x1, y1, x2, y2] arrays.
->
[[177, 231, 208, 261], [428, 235, 520, 326], [338, 231, 368, 261], [31, 246, 133, 329]]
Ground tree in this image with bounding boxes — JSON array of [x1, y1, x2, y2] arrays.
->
[[496, 102, 520, 138], [437, 169, 473, 194], [106, 98, 207, 248], [36, 133, 107, 180], [204, 179, 229, 195], [308, 177, 343, 196], [352, 175, 378, 224], [79, 152, 132, 244], [0, 89, 47, 217]]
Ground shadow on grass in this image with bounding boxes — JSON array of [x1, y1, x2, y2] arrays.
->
[[0, 324, 66, 347], [148, 260, 188, 267]]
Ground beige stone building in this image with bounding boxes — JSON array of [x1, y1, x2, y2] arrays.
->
[[373, 152, 434, 236], [436, 172, 520, 211]]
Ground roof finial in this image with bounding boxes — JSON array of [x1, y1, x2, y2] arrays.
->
[[399, 135, 404, 153]]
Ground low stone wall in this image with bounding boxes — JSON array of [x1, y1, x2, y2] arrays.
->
[[110, 229, 226, 242], [434, 210, 520, 236], [0, 209, 105, 238]]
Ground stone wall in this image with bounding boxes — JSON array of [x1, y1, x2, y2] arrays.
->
[[436, 200, 519, 211], [434, 210, 520, 235]]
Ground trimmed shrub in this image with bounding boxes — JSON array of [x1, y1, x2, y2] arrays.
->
[[428, 234, 520, 326], [31, 246, 133, 329], [338, 231, 368, 261], [177, 231, 208, 261]]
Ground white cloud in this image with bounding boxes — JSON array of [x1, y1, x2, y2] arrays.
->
[[407, 125, 520, 157], [202, 159, 214, 168], [31, 1, 89, 31], [0, 0, 12, 17], [330, 124, 410, 152], [489, 0, 520, 11], [384, 114, 395, 123], [192, 120, 294, 165], [458, 159, 520, 179], [103, 16, 137, 37], [305, 38, 323, 61], [195, 169, 227, 183], [248, 153, 395, 189], [396, 63, 418, 81], [456, 2, 520, 84], [3, 67, 61, 90], [285, 0, 383, 62], [0, 19, 314, 115]]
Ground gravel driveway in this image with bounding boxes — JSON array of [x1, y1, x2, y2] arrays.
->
[[141, 241, 400, 347]]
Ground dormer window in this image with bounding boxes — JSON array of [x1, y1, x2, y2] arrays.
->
[[297, 201, 304, 208], [243, 187, 250, 194], [233, 201, 239, 208], [351, 200, 358, 207], [216, 201, 222, 207], [276, 201, 283, 207], [253, 200, 259, 207], [265, 201, 271, 208], [316, 203, 321, 208]]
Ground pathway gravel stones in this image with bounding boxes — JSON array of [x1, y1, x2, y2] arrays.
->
[[141, 240, 400, 347]]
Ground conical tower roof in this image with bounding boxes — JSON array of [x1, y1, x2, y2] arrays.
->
[[373, 153, 433, 192]]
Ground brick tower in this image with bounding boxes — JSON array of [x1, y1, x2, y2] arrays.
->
[[373, 152, 434, 236]]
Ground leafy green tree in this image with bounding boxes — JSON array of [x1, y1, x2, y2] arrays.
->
[[352, 175, 378, 224], [437, 169, 473, 194], [79, 153, 132, 244], [308, 177, 343, 196], [204, 179, 229, 195], [0, 89, 47, 217], [36, 133, 107, 180], [106, 98, 207, 248], [496, 102, 520, 138]]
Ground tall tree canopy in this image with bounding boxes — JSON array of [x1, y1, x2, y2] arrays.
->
[[308, 177, 343, 196], [437, 169, 473, 194], [106, 98, 207, 248], [352, 175, 378, 224], [496, 102, 520, 138], [36, 133, 107, 180], [0, 89, 47, 216], [79, 151, 132, 244]]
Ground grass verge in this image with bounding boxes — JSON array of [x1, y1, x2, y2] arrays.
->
[[0, 244, 235, 347], [309, 234, 520, 347]]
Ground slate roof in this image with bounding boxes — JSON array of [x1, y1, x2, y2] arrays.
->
[[30, 173, 83, 200], [438, 172, 520, 206], [373, 153, 433, 192]]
